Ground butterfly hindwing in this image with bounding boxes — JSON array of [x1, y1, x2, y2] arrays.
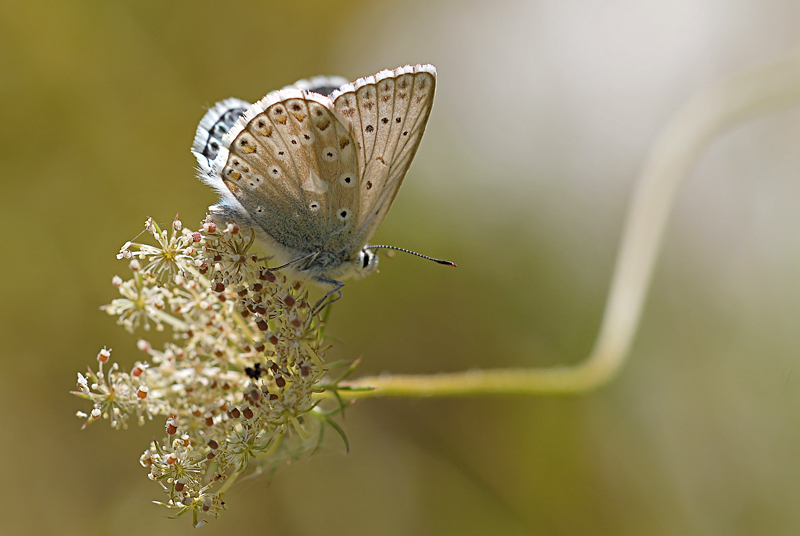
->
[[331, 64, 436, 244], [207, 89, 359, 260]]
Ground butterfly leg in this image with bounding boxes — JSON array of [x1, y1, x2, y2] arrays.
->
[[311, 277, 345, 316]]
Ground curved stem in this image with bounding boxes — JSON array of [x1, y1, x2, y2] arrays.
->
[[335, 50, 800, 399]]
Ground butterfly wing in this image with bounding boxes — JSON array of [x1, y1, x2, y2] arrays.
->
[[195, 89, 360, 266], [193, 98, 251, 173], [330, 64, 436, 245], [287, 75, 349, 96]]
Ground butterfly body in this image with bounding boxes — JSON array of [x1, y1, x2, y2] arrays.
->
[[192, 64, 437, 298]]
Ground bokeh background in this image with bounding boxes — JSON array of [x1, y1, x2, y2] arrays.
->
[[3, 0, 800, 534]]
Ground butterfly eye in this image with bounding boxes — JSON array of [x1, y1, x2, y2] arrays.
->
[[309, 202, 320, 212], [339, 173, 356, 188], [354, 248, 379, 277], [337, 209, 351, 222], [269, 166, 282, 178]]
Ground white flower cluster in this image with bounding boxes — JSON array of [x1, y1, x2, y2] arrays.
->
[[74, 217, 352, 526]]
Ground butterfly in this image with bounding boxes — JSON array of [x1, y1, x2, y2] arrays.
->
[[192, 64, 453, 310]]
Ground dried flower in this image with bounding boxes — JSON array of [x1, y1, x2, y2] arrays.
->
[[74, 217, 352, 526]]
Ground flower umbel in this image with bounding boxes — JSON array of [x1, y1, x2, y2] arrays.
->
[[74, 217, 350, 526]]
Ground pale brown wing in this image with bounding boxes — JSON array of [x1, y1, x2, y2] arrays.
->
[[204, 88, 359, 259], [331, 64, 436, 245]]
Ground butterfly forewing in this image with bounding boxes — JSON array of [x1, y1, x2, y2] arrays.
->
[[381, 70, 436, 203], [288, 75, 350, 96], [193, 98, 251, 173], [331, 65, 436, 244]]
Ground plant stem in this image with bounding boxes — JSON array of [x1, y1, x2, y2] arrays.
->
[[336, 50, 800, 398]]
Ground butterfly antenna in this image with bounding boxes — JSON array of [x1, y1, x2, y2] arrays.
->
[[367, 245, 457, 267]]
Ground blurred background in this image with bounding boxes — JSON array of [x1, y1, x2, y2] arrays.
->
[[3, 0, 800, 534]]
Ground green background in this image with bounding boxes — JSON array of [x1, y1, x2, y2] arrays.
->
[[3, 0, 800, 534]]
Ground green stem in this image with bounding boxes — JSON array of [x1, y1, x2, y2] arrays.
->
[[336, 50, 800, 398]]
